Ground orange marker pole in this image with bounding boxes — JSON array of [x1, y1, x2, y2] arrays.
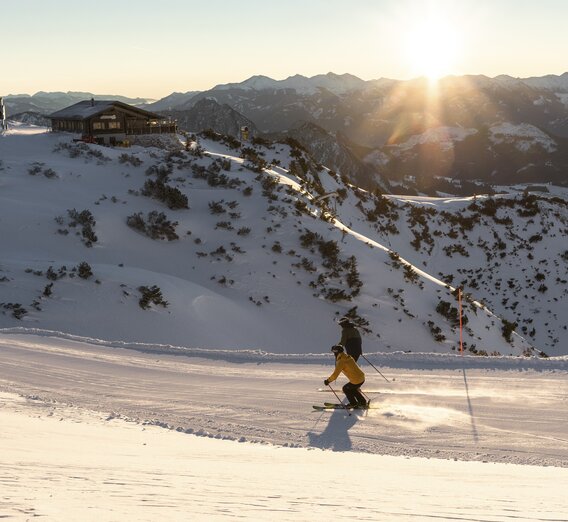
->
[[458, 288, 463, 354]]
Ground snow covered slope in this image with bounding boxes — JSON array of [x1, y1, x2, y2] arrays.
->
[[336, 190, 568, 355], [1, 332, 567, 520], [0, 125, 562, 355]]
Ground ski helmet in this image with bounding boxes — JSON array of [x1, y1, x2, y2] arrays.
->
[[331, 344, 344, 354]]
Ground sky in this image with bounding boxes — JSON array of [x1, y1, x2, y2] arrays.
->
[[3, 0, 568, 99]]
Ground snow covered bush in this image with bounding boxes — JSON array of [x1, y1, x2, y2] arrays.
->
[[76, 262, 93, 279], [436, 300, 468, 329], [501, 319, 518, 343], [127, 211, 179, 241], [141, 179, 189, 210], [53, 142, 110, 163], [67, 209, 98, 247], [1, 303, 28, 320], [138, 285, 168, 310], [118, 153, 143, 167], [28, 162, 58, 178]]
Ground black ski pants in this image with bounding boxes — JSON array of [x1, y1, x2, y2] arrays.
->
[[343, 380, 366, 406]]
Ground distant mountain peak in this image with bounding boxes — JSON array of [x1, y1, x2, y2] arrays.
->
[[212, 72, 366, 95]]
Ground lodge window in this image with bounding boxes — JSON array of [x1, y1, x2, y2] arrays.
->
[[93, 122, 104, 130], [108, 122, 121, 129]]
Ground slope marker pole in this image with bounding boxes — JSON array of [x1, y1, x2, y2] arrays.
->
[[458, 288, 464, 355]]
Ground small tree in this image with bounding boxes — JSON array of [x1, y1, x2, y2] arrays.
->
[[77, 262, 93, 279], [138, 285, 168, 310]]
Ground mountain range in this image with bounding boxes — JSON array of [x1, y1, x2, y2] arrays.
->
[[5, 72, 568, 190], [3, 91, 153, 115], [149, 72, 568, 189]]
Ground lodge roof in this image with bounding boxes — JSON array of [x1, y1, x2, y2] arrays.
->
[[49, 100, 163, 121]]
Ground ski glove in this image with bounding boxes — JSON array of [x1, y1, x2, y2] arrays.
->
[[324, 379, 330, 386]]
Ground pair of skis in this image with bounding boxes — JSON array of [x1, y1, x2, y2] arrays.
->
[[312, 402, 377, 411]]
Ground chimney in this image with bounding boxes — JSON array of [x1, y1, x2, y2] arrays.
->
[[91, 97, 95, 107]]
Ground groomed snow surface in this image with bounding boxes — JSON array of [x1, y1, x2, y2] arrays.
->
[[1, 332, 567, 521]]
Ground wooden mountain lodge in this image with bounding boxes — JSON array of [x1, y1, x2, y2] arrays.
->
[[49, 99, 176, 145]]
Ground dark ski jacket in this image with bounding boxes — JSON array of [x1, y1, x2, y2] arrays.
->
[[340, 325, 362, 360]]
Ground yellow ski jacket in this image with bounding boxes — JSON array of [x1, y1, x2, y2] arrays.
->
[[327, 353, 365, 385]]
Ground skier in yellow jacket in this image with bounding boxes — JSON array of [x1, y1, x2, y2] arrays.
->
[[324, 345, 367, 408]]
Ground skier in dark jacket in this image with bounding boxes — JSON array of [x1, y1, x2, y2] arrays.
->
[[338, 317, 362, 361]]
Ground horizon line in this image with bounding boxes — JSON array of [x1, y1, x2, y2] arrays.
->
[[4, 70, 568, 100]]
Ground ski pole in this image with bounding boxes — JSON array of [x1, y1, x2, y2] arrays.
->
[[361, 354, 392, 383], [327, 383, 352, 416]]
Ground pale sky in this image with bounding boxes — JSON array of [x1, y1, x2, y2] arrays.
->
[[3, 0, 568, 99]]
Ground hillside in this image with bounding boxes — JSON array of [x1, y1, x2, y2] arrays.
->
[[1, 125, 565, 355]]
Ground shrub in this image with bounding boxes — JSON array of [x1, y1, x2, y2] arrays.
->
[[34, 159, 53, 175], [138, 285, 168, 310], [77, 262, 93, 279], [427, 321, 446, 342], [118, 153, 143, 167], [501, 319, 517, 343], [345, 256, 362, 294], [1, 302, 28, 320], [403, 264, 419, 283], [145, 163, 173, 181], [324, 288, 351, 302], [141, 179, 189, 210], [436, 300, 468, 328], [67, 209, 97, 247], [127, 211, 179, 241], [215, 221, 234, 230], [299, 230, 323, 248], [208, 201, 226, 214], [341, 307, 371, 333]]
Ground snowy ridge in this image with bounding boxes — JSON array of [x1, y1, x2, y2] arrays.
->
[[489, 122, 557, 152], [390, 126, 478, 153], [213, 72, 367, 95]]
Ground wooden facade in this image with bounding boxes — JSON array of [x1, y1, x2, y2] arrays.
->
[[49, 99, 176, 145]]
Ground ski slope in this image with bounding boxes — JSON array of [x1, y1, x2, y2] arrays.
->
[[1, 331, 567, 520]]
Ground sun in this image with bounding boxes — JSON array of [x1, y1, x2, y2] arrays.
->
[[405, 16, 461, 80]]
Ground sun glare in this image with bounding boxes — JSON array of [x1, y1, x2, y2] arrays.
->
[[405, 16, 461, 80]]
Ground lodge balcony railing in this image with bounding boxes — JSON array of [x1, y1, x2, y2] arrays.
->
[[125, 121, 177, 135]]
